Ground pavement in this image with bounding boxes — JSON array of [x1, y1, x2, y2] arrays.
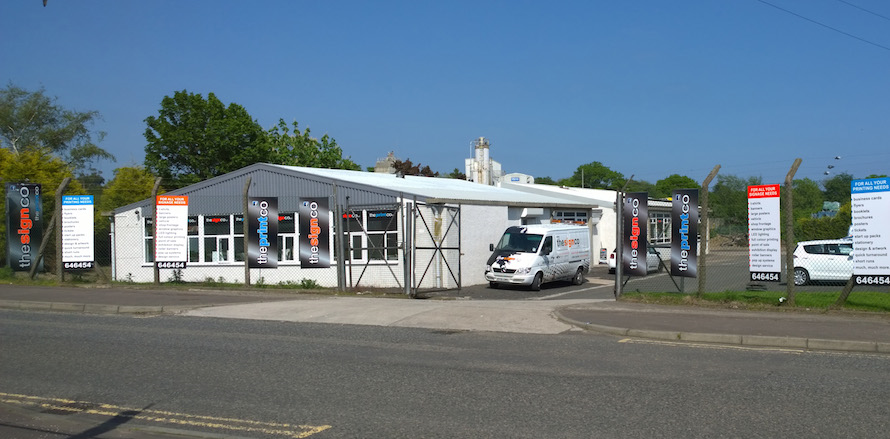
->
[[2, 283, 890, 354]]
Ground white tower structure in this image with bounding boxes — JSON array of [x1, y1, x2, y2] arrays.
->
[[465, 137, 504, 185]]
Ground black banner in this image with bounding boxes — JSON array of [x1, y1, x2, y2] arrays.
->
[[6, 183, 43, 271], [248, 197, 279, 268], [622, 192, 648, 276], [299, 198, 330, 268], [671, 189, 698, 277]]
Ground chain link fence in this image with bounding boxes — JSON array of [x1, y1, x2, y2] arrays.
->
[[614, 177, 890, 300], [2, 183, 463, 294], [3, 174, 887, 301]]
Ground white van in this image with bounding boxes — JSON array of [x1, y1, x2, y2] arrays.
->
[[484, 224, 590, 290]]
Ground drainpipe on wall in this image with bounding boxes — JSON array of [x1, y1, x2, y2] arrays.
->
[[431, 205, 443, 289]]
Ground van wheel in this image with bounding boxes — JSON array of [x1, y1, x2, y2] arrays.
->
[[793, 268, 809, 286], [530, 273, 543, 291], [489, 281, 499, 289], [572, 267, 584, 285]]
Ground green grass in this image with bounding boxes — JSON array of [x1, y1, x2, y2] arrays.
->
[[620, 291, 890, 313]]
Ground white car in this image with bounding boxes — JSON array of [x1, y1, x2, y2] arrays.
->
[[608, 246, 661, 274], [792, 239, 853, 286]]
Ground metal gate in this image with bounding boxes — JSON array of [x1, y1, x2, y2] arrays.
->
[[341, 201, 462, 296], [341, 201, 403, 291], [410, 203, 461, 296]]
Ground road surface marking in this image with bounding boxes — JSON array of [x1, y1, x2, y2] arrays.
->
[[0, 392, 331, 438]]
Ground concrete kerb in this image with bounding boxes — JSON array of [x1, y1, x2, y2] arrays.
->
[[0, 300, 194, 316], [554, 309, 888, 354]]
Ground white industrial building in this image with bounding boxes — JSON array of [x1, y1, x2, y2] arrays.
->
[[110, 163, 617, 293]]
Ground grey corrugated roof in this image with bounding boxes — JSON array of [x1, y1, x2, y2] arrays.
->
[[112, 163, 597, 216]]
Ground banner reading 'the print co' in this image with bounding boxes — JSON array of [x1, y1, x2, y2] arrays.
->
[[671, 189, 698, 277], [622, 192, 648, 276], [299, 198, 330, 268], [6, 183, 43, 271], [247, 197, 278, 268]]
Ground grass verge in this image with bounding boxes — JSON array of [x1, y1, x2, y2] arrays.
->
[[620, 291, 890, 314]]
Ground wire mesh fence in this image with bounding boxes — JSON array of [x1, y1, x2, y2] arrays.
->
[[613, 181, 890, 299], [2, 185, 464, 294], [3, 173, 888, 301]]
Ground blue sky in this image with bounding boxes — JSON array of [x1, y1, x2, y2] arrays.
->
[[2, 0, 888, 186]]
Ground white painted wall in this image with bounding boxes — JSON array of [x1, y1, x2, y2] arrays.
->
[[112, 202, 519, 289]]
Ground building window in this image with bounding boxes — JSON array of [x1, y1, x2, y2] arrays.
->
[[650, 212, 671, 244], [203, 215, 231, 262], [188, 216, 199, 263], [341, 210, 399, 262], [234, 215, 245, 262], [367, 210, 398, 261], [552, 210, 588, 225], [144, 218, 154, 263], [277, 213, 296, 263]]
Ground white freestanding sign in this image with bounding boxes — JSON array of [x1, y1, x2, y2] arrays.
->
[[61, 195, 94, 270], [748, 184, 782, 282], [155, 195, 189, 269], [851, 178, 890, 285]]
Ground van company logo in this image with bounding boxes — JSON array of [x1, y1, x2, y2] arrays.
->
[[558, 238, 578, 248]]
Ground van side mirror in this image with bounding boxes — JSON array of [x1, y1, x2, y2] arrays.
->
[[489, 243, 494, 251]]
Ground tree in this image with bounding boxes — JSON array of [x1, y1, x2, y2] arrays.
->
[[266, 119, 360, 170], [822, 172, 853, 203], [92, 166, 160, 265], [534, 176, 558, 185], [794, 202, 851, 241], [97, 167, 159, 214], [445, 168, 467, 180], [0, 83, 115, 179], [710, 175, 761, 236], [144, 90, 273, 187], [0, 147, 85, 267], [559, 162, 625, 189], [653, 174, 699, 198], [392, 159, 438, 177], [789, 178, 823, 220], [625, 179, 654, 194]]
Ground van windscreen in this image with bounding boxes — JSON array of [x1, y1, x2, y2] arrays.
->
[[495, 232, 544, 253]]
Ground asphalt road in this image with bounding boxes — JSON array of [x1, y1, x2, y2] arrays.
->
[[2, 310, 889, 438]]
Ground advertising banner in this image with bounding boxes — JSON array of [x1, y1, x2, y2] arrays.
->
[[247, 197, 279, 268], [6, 183, 43, 271], [61, 195, 94, 271], [155, 195, 188, 269], [851, 178, 890, 286], [671, 189, 698, 277], [748, 184, 781, 282], [299, 198, 330, 268], [622, 192, 648, 276]]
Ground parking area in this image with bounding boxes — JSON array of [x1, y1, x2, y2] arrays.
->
[[423, 264, 617, 301], [422, 249, 890, 301]]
